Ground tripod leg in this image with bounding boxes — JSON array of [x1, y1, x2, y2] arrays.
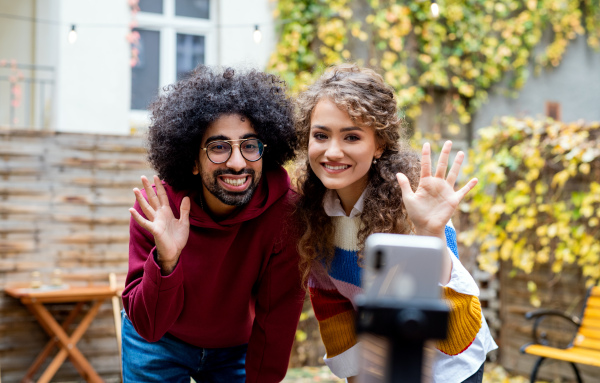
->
[[387, 341, 425, 383]]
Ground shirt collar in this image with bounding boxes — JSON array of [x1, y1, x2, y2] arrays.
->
[[323, 189, 367, 218]]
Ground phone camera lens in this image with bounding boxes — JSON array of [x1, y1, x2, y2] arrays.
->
[[374, 250, 384, 270]]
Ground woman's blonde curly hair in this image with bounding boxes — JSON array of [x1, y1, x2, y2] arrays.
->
[[295, 63, 421, 288]]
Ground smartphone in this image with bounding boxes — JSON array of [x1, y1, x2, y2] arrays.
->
[[357, 233, 446, 383], [362, 233, 445, 302]]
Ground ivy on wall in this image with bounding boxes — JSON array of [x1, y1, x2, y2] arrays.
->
[[268, 0, 600, 129], [459, 117, 600, 303]]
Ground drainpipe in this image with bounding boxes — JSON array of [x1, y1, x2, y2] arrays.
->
[[216, 0, 221, 65]]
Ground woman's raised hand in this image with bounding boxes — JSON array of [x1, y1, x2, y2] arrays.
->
[[129, 175, 191, 274], [395, 141, 477, 238]]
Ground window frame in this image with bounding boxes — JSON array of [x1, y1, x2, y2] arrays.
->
[[130, 0, 217, 123]]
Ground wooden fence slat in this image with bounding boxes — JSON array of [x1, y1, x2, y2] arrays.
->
[[0, 241, 36, 253], [0, 167, 42, 176], [0, 186, 49, 196], [0, 203, 49, 214], [0, 143, 45, 156], [51, 214, 130, 225], [53, 195, 133, 207], [69, 177, 146, 188], [56, 233, 130, 244], [55, 158, 148, 170]]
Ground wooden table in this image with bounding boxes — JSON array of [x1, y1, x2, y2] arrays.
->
[[5, 284, 121, 383]]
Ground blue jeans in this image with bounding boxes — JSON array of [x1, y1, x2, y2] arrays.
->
[[121, 311, 247, 383], [461, 362, 484, 383]]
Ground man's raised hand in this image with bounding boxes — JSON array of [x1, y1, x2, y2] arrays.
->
[[129, 175, 191, 274]]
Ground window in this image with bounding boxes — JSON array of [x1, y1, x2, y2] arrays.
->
[[176, 34, 205, 81], [139, 0, 163, 14], [131, 0, 215, 113], [131, 30, 160, 110], [176, 0, 210, 19]]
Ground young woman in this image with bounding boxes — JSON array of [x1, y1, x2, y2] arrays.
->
[[295, 64, 497, 383]]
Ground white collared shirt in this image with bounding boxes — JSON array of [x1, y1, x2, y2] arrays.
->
[[322, 189, 366, 218]]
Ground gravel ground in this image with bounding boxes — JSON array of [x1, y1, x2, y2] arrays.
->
[[282, 364, 546, 383], [56, 363, 545, 382], [283, 366, 343, 382]]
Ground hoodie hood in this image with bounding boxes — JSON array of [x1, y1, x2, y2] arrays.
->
[[164, 166, 291, 229]]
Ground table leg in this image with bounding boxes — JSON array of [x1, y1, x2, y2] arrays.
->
[[22, 302, 85, 381], [61, 300, 106, 380], [26, 304, 87, 380], [30, 300, 105, 383]]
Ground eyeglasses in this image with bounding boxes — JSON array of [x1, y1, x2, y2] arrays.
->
[[201, 138, 266, 164]]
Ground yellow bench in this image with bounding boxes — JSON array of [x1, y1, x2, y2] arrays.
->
[[520, 286, 600, 382]]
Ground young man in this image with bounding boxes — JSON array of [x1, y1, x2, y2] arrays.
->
[[122, 67, 304, 383]]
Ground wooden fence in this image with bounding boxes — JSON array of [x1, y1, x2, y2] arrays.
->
[[0, 129, 152, 382]]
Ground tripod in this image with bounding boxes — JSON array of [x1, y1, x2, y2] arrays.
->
[[355, 295, 450, 383]]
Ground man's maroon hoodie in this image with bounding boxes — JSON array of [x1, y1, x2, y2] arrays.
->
[[122, 167, 305, 382]]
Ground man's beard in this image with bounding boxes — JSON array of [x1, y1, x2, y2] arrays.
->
[[201, 168, 261, 206]]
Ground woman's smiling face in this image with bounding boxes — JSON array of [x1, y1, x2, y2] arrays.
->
[[308, 98, 382, 200]]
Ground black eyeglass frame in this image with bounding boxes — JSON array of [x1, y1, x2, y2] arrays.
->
[[201, 138, 267, 164]]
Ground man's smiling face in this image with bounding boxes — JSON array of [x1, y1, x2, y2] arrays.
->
[[194, 114, 263, 215]]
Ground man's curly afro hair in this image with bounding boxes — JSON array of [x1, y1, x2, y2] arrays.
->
[[146, 66, 298, 191]]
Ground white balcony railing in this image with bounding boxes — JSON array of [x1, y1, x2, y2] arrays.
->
[[0, 62, 54, 129]]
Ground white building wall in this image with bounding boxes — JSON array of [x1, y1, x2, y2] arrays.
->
[[34, 0, 60, 130], [473, 36, 600, 129], [0, 0, 35, 64], [218, 0, 275, 69], [0, 0, 276, 134], [55, 0, 131, 134], [0, 0, 35, 127]]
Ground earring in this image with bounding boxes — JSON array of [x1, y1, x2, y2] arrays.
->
[[373, 159, 377, 164]]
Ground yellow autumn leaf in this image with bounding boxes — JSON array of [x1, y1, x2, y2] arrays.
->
[[581, 205, 594, 218], [500, 240, 514, 260], [448, 123, 461, 135], [295, 329, 307, 342], [551, 170, 570, 188]]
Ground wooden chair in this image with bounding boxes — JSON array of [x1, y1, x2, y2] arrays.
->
[[109, 272, 125, 383], [520, 286, 600, 382]]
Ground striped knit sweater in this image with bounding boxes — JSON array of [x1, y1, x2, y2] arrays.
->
[[309, 195, 497, 381]]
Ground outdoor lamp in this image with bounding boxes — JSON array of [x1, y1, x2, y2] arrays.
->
[[431, 0, 440, 18], [253, 25, 262, 44], [68, 24, 78, 44]]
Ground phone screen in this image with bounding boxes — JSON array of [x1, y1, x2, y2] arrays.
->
[[363, 233, 444, 302]]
